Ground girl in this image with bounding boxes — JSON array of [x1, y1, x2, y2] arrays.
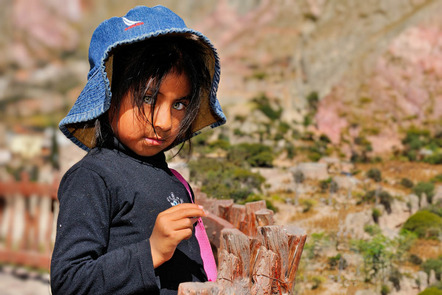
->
[[50, 5, 225, 295]]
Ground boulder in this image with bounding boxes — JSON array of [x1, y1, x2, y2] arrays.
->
[[333, 175, 358, 190], [416, 271, 428, 290], [420, 193, 428, 208], [407, 194, 419, 214], [292, 162, 329, 180], [433, 185, 442, 204], [429, 269, 437, 286]]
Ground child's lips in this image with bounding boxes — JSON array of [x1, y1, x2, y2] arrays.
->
[[144, 137, 165, 146]]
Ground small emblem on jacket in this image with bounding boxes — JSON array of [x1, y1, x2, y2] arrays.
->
[[122, 17, 144, 31], [167, 192, 183, 206]]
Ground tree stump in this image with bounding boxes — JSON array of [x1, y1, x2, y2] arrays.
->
[[179, 194, 307, 294]]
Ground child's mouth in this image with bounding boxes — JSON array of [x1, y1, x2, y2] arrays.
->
[[145, 137, 164, 146]]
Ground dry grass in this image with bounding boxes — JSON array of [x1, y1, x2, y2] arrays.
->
[[409, 239, 442, 260], [356, 161, 442, 183], [307, 215, 341, 232], [289, 208, 317, 222]]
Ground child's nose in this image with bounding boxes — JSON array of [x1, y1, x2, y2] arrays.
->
[[153, 105, 172, 132]]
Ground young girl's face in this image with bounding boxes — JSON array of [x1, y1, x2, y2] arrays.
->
[[111, 71, 191, 157]]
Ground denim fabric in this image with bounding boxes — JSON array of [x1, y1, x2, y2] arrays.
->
[[59, 5, 226, 151]]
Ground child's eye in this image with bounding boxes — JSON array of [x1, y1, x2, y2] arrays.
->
[[143, 95, 154, 105], [173, 101, 187, 111]]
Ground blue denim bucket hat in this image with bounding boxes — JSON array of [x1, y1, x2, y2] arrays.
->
[[59, 5, 226, 151]]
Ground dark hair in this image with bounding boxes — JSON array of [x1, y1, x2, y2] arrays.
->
[[96, 34, 213, 152]]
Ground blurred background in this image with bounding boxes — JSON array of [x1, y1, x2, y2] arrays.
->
[[0, 0, 441, 294]]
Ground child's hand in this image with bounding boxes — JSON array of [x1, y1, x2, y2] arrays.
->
[[149, 203, 206, 268]]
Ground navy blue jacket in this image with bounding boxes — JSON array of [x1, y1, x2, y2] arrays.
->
[[50, 140, 206, 294]]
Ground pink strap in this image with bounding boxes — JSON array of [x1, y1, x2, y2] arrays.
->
[[170, 169, 218, 282]]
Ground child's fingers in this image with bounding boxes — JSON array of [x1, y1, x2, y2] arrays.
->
[[161, 203, 206, 220], [175, 227, 194, 241], [150, 204, 204, 268]]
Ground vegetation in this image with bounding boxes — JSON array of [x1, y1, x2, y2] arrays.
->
[[366, 168, 382, 182], [422, 256, 442, 281], [252, 93, 282, 122], [353, 234, 393, 283], [401, 210, 442, 239], [327, 253, 347, 270], [188, 157, 265, 202], [361, 190, 393, 214], [400, 177, 414, 189], [413, 182, 436, 204], [227, 143, 274, 168], [381, 284, 391, 295], [401, 127, 442, 164], [372, 208, 381, 223], [418, 287, 442, 295]]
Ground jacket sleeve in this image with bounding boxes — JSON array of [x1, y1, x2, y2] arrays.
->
[[50, 166, 159, 295]]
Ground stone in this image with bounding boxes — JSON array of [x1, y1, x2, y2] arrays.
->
[[333, 175, 358, 190], [420, 193, 428, 208], [429, 269, 437, 286], [416, 271, 428, 290], [433, 185, 442, 204], [292, 162, 329, 180], [407, 194, 419, 214]]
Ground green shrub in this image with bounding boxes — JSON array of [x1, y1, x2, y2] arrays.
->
[[303, 114, 313, 127], [306, 91, 319, 113], [424, 152, 442, 165], [285, 144, 296, 159], [418, 287, 442, 295], [277, 121, 291, 135], [327, 253, 347, 270], [422, 257, 442, 281], [362, 190, 392, 214], [400, 178, 414, 188], [188, 157, 265, 202], [413, 182, 435, 204], [431, 173, 442, 183], [252, 93, 282, 122], [353, 234, 393, 282], [208, 139, 230, 150], [372, 208, 382, 224], [227, 143, 274, 167], [381, 284, 391, 295], [362, 190, 376, 203], [292, 170, 305, 184], [409, 254, 423, 265], [311, 275, 325, 290], [388, 267, 402, 291], [379, 191, 393, 214], [402, 211, 442, 239], [366, 168, 382, 182], [423, 204, 442, 217], [402, 127, 442, 164], [365, 224, 382, 236], [301, 199, 315, 213], [402, 127, 431, 151], [319, 178, 331, 193]]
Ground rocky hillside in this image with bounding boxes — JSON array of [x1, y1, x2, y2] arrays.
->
[[1, 0, 441, 156]]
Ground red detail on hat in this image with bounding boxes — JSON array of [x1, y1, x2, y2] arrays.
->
[[125, 22, 144, 31]]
